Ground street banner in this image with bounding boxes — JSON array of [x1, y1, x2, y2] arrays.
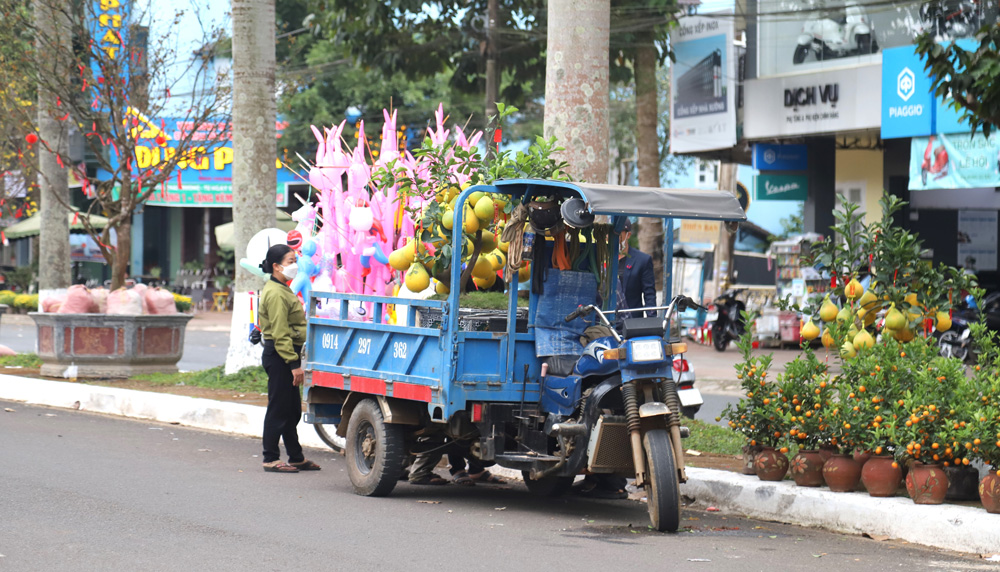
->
[[909, 133, 1000, 190], [670, 13, 737, 153]]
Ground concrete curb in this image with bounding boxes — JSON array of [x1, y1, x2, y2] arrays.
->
[[2, 374, 998, 555], [680, 467, 1000, 555], [0, 374, 327, 450]]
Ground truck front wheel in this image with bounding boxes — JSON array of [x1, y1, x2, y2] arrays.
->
[[345, 398, 405, 497]]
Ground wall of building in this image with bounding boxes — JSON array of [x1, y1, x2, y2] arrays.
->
[[835, 149, 884, 225]]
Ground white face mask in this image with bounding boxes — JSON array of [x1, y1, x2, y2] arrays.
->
[[279, 262, 299, 280]]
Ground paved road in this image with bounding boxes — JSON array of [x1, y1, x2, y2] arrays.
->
[[1, 400, 987, 572], [0, 321, 228, 372]]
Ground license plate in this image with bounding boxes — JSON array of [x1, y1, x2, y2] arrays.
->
[[678, 387, 703, 407], [705, 312, 718, 322]]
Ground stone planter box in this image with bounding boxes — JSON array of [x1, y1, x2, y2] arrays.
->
[[29, 313, 193, 378]]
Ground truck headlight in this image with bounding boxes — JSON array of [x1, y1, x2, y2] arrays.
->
[[629, 340, 665, 363]]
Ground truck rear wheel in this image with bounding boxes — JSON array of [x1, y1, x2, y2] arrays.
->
[[345, 398, 405, 497]]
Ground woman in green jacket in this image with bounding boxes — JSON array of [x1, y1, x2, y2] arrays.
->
[[257, 244, 321, 473]]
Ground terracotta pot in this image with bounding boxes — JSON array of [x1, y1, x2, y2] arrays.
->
[[823, 453, 863, 492], [905, 463, 949, 505], [742, 444, 763, 475], [945, 466, 981, 501], [790, 449, 825, 487], [818, 444, 838, 463], [754, 446, 790, 481], [980, 472, 1000, 514], [861, 455, 902, 497], [853, 450, 872, 466]]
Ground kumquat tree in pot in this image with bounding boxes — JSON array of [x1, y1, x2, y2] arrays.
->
[[720, 317, 789, 478], [731, 194, 1000, 509], [959, 320, 1000, 513]]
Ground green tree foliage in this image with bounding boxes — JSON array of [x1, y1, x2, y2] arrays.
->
[[916, 24, 1000, 137], [309, 0, 546, 129]]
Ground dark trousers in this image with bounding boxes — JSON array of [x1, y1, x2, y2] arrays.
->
[[261, 345, 304, 464]]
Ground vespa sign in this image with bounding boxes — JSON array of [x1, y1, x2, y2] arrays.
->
[[754, 174, 809, 201]]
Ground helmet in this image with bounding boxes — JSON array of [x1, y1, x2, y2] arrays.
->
[[529, 200, 560, 231]]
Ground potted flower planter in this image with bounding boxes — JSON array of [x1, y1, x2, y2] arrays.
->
[[30, 312, 192, 379], [980, 470, 1000, 514], [790, 449, 825, 487], [905, 462, 949, 505], [861, 455, 902, 497], [823, 454, 863, 492], [754, 446, 789, 481], [742, 443, 763, 475]]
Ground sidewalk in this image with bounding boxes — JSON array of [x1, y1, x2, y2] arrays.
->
[[2, 310, 234, 332], [2, 372, 998, 555]]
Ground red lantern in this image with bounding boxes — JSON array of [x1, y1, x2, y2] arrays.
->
[[25, 133, 38, 145]]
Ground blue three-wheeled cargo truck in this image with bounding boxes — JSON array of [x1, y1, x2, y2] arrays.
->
[[303, 179, 746, 532]]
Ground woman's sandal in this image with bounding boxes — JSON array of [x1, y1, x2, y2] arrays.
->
[[452, 471, 476, 486], [263, 461, 299, 473], [469, 470, 506, 485], [410, 475, 448, 486], [289, 459, 321, 471]]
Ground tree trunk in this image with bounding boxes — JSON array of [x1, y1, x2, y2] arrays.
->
[[713, 162, 739, 298], [226, 0, 278, 374], [544, 0, 610, 184], [111, 219, 132, 290], [485, 0, 499, 121], [35, 0, 71, 305], [634, 32, 663, 291]]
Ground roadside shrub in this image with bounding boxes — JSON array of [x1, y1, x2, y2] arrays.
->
[[171, 292, 193, 313], [13, 294, 38, 312], [0, 290, 16, 306]]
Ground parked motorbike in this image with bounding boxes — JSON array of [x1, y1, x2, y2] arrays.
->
[[793, 5, 878, 65], [919, 0, 980, 37], [710, 290, 746, 352], [565, 294, 705, 531], [937, 292, 1000, 362]]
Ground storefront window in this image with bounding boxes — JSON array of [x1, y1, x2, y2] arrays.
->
[[755, 0, 997, 78]]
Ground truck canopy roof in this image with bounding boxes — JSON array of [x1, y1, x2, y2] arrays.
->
[[493, 179, 747, 222]]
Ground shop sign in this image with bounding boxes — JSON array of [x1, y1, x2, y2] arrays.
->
[[744, 65, 881, 139], [144, 183, 289, 208], [880, 41, 976, 138], [670, 13, 737, 153], [679, 220, 721, 244], [909, 133, 1000, 191], [754, 174, 808, 201], [105, 110, 300, 207], [751, 143, 807, 171]]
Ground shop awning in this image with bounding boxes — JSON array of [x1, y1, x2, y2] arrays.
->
[[215, 210, 297, 251], [3, 209, 110, 240]]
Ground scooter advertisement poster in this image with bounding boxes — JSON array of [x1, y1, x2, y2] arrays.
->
[[908, 133, 1000, 191], [755, 0, 996, 78]]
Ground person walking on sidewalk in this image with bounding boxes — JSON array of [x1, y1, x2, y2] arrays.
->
[[257, 244, 321, 474]]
